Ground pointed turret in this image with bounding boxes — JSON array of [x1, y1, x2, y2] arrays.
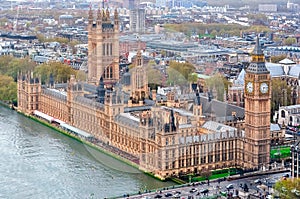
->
[[246, 36, 268, 74], [114, 8, 118, 20], [106, 8, 110, 22], [102, 9, 106, 21], [114, 8, 119, 31], [96, 7, 102, 31], [252, 36, 263, 55], [88, 5, 93, 25]]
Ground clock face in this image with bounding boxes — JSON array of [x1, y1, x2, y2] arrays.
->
[[260, 82, 269, 94], [246, 82, 253, 93]]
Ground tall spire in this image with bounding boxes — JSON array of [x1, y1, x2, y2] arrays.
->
[[88, 3, 93, 25], [114, 8, 118, 20], [252, 36, 263, 55], [106, 8, 110, 22], [246, 35, 268, 74], [97, 6, 102, 20]]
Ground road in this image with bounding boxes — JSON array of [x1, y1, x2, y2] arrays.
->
[[119, 170, 290, 199]]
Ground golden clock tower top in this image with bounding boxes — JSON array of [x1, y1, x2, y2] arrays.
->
[[246, 36, 269, 75]]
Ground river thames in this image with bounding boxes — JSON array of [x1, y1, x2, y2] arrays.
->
[[0, 106, 174, 199]]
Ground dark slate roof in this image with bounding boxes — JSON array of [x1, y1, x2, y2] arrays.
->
[[43, 88, 67, 101], [288, 65, 300, 78], [124, 105, 152, 112], [54, 83, 67, 89], [246, 62, 269, 74], [200, 95, 244, 122], [144, 99, 155, 106], [83, 83, 97, 94], [246, 36, 269, 74], [74, 95, 104, 109], [115, 113, 139, 128], [266, 63, 284, 77]]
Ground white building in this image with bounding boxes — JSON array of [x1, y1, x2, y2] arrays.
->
[[274, 104, 300, 127]]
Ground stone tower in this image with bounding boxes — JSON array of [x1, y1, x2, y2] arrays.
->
[[88, 7, 120, 86], [130, 49, 149, 104], [244, 37, 271, 170], [17, 72, 41, 115]]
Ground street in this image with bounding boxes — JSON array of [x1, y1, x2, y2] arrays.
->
[[118, 170, 290, 199]]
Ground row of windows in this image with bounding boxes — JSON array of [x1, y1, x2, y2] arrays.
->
[[103, 43, 113, 56], [170, 152, 235, 169]]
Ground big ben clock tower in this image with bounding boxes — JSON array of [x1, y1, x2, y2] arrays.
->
[[244, 37, 271, 170]]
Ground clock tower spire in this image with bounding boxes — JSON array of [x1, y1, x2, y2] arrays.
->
[[244, 36, 271, 170]]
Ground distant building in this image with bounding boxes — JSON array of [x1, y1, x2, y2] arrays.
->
[[258, 4, 277, 12], [274, 104, 300, 127], [130, 9, 145, 33], [156, 0, 167, 7], [58, 15, 74, 25]]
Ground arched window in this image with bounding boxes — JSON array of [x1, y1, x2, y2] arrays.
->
[[110, 43, 112, 55], [109, 66, 113, 78], [281, 110, 285, 118]]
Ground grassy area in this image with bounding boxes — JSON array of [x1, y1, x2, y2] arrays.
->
[[190, 168, 239, 182], [270, 146, 290, 159], [192, 173, 228, 182]]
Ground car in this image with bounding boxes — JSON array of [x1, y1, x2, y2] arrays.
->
[[141, 197, 151, 199], [154, 194, 162, 198], [173, 193, 181, 198], [283, 173, 289, 178], [190, 188, 197, 193], [226, 184, 234, 189], [254, 179, 262, 185], [200, 189, 209, 194], [164, 192, 173, 197]]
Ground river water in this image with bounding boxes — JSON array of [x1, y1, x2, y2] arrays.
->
[[0, 106, 174, 199]]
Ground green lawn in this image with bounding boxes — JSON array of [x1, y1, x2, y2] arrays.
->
[[270, 146, 290, 159], [192, 173, 228, 182]]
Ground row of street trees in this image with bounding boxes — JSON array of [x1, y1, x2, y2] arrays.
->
[[0, 55, 80, 103]]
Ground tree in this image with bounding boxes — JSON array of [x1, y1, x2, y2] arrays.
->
[[76, 70, 87, 82], [188, 73, 198, 83], [168, 61, 196, 80], [284, 37, 297, 46], [0, 55, 14, 75], [271, 55, 287, 63], [6, 57, 36, 81], [201, 169, 212, 185], [166, 61, 196, 89], [271, 78, 292, 119], [274, 178, 300, 199], [0, 56, 37, 81], [146, 66, 163, 90], [0, 75, 17, 102], [166, 67, 187, 87], [34, 62, 76, 84], [205, 73, 231, 101]]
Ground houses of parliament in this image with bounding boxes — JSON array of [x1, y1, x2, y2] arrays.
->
[[17, 7, 271, 179]]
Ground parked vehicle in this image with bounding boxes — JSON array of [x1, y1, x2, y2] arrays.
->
[[226, 184, 234, 189], [200, 189, 209, 194]]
